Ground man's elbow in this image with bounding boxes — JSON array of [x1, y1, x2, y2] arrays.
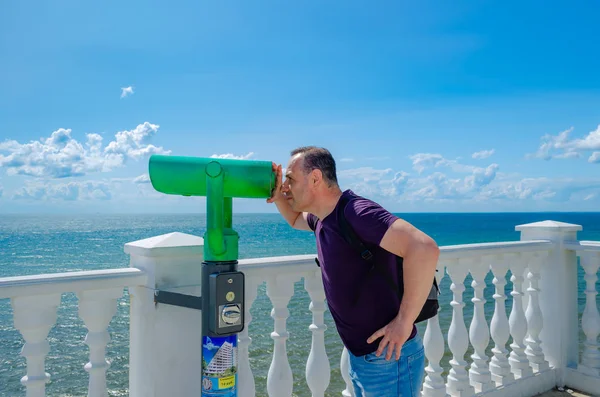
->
[[291, 213, 311, 231], [426, 236, 439, 255], [416, 235, 440, 264]]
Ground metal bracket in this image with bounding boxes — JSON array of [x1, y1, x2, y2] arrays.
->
[[154, 290, 203, 310]]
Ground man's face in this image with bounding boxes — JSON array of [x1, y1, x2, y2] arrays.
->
[[282, 154, 312, 212]]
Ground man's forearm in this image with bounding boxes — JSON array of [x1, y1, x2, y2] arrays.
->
[[398, 240, 439, 323], [273, 198, 302, 227]]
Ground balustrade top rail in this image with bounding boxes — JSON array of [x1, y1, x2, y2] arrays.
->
[[439, 240, 552, 258], [239, 254, 317, 275], [239, 240, 554, 274], [565, 240, 600, 252], [0, 240, 555, 300], [0, 268, 147, 299]]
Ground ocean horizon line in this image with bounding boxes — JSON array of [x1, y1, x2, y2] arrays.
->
[[1, 210, 600, 216]]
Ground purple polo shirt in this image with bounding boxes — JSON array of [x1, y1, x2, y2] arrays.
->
[[307, 190, 417, 357]]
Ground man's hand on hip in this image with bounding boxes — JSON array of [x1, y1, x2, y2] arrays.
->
[[366, 315, 414, 361]]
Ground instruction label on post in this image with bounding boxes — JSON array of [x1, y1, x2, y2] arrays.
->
[[202, 335, 238, 396]]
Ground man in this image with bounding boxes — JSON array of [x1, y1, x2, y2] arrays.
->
[[267, 146, 439, 397]]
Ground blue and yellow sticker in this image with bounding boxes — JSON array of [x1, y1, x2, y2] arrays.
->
[[202, 335, 238, 396]]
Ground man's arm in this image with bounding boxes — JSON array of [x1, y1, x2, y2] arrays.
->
[[367, 218, 439, 360], [380, 219, 439, 324], [273, 199, 311, 231]]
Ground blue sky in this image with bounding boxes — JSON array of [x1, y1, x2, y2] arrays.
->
[[1, 0, 600, 213]]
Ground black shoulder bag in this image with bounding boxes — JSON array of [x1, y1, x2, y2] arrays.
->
[[335, 194, 440, 324]]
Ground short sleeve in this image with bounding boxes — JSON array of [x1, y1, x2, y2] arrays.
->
[[343, 198, 399, 247], [306, 213, 318, 232]]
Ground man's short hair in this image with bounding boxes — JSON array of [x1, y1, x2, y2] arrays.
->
[[290, 146, 338, 187]]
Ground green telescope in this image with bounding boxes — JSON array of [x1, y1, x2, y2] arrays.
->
[[148, 154, 276, 262]]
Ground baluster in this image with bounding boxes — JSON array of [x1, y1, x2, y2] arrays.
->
[[304, 270, 330, 396], [11, 293, 61, 397], [446, 259, 475, 397], [507, 253, 533, 378], [489, 255, 515, 386], [523, 252, 550, 372], [467, 258, 493, 393], [266, 274, 296, 397], [77, 288, 123, 397], [578, 252, 600, 376], [422, 265, 448, 397], [340, 347, 355, 397], [238, 277, 260, 397]]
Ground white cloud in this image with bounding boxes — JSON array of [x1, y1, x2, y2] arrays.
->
[[409, 173, 467, 202], [472, 149, 495, 159], [409, 153, 483, 174], [340, 147, 600, 206], [13, 181, 112, 201], [338, 162, 600, 206], [338, 167, 398, 197], [529, 124, 600, 163], [339, 167, 393, 181], [133, 174, 151, 184], [121, 86, 134, 98], [0, 122, 170, 178], [464, 163, 499, 189], [483, 177, 600, 203], [409, 153, 445, 174], [210, 152, 255, 160], [390, 171, 409, 196], [338, 156, 563, 204]]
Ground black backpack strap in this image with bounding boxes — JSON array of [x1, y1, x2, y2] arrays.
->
[[336, 195, 376, 262], [306, 213, 322, 267], [335, 195, 403, 305]]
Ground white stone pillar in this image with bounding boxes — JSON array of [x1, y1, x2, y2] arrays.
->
[[304, 270, 330, 397], [340, 347, 355, 397], [77, 288, 124, 397], [11, 294, 61, 397], [125, 232, 204, 397], [516, 220, 582, 387]]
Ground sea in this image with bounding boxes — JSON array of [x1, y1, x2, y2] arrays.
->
[[1, 212, 599, 397]]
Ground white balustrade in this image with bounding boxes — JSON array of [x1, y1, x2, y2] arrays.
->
[[421, 299, 447, 397], [489, 255, 515, 386], [518, 221, 581, 385], [523, 252, 550, 373], [340, 347, 354, 397], [507, 253, 533, 379], [77, 288, 124, 397], [578, 251, 600, 376], [467, 257, 493, 393], [5, 221, 600, 397], [1, 268, 144, 397], [11, 293, 61, 397], [446, 258, 475, 396], [304, 269, 330, 397], [266, 274, 297, 397]]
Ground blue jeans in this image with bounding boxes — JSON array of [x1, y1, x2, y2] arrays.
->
[[347, 333, 425, 397]]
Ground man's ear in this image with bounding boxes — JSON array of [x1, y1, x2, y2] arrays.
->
[[311, 169, 323, 185]]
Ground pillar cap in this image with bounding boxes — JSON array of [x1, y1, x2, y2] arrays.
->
[[124, 232, 204, 258], [515, 220, 582, 232]]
